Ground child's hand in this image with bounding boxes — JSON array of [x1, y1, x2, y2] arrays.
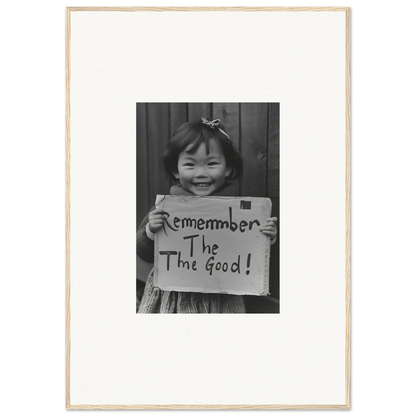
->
[[148, 208, 169, 233], [260, 217, 278, 240]]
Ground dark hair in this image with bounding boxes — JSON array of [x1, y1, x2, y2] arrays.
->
[[162, 119, 243, 182]]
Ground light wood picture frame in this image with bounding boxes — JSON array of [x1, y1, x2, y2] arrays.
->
[[66, 7, 350, 409]]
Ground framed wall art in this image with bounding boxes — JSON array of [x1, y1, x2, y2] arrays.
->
[[66, 7, 350, 409]]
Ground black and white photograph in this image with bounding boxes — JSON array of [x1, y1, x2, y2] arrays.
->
[[136, 103, 280, 313]]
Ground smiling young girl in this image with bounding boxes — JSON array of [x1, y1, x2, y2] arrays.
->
[[136, 117, 277, 313]]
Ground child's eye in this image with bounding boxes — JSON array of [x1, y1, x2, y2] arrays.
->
[[184, 163, 194, 167], [208, 162, 218, 166]]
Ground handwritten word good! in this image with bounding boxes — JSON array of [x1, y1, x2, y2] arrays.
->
[[164, 207, 261, 233], [159, 235, 253, 276], [159, 251, 251, 276]]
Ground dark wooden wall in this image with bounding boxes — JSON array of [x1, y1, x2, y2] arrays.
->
[[136, 103, 279, 313]]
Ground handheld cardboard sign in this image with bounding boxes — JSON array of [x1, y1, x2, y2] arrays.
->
[[154, 195, 271, 296]]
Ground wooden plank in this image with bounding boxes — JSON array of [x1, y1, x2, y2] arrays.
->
[[187, 102, 212, 122], [269, 195, 279, 300], [244, 295, 279, 313], [168, 103, 188, 188], [136, 111, 153, 291], [266, 104, 280, 301], [147, 103, 171, 204], [240, 103, 268, 197], [136, 103, 149, 226], [213, 103, 241, 195], [267, 103, 279, 198], [212, 103, 240, 150], [169, 103, 187, 137]]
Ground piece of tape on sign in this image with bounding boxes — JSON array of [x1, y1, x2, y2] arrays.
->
[[240, 200, 251, 210]]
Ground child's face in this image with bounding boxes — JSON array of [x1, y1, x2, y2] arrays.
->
[[174, 140, 231, 196]]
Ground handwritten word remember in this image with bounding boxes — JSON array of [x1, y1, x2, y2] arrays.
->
[[165, 207, 261, 233]]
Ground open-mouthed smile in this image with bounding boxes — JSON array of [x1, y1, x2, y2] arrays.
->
[[194, 182, 212, 188]]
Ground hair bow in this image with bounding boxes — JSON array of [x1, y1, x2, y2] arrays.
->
[[201, 117, 230, 139], [201, 117, 220, 129]]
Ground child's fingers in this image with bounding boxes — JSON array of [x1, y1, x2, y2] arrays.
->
[[150, 219, 166, 225], [149, 218, 167, 226], [260, 219, 277, 238], [149, 211, 169, 221], [261, 230, 276, 237], [261, 218, 277, 226], [148, 208, 169, 233], [150, 214, 167, 222], [260, 222, 277, 230], [151, 208, 170, 216], [260, 227, 276, 233], [148, 219, 166, 233]]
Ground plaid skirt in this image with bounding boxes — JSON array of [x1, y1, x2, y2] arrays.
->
[[138, 270, 246, 314]]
